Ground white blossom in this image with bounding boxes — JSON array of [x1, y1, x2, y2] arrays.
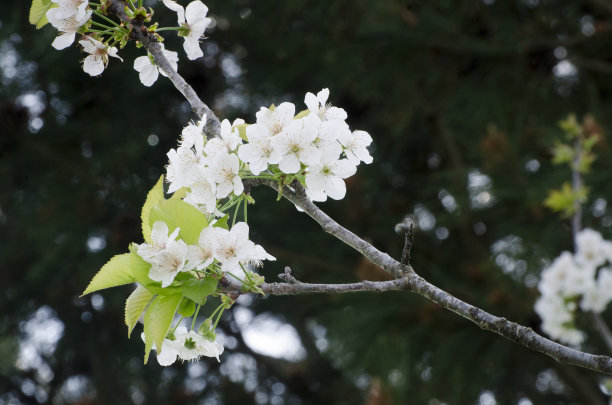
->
[[304, 88, 347, 122], [47, 3, 92, 50], [272, 115, 321, 174], [238, 123, 283, 175], [597, 267, 612, 293], [202, 119, 244, 165], [581, 287, 609, 313], [254, 102, 296, 137], [305, 152, 357, 201], [187, 226, 221, 270], [218, 118, 244, 152], [313, 119, 344, 160], [133, 44, 179, 87], [208, 151, 243, 198], [180, 116, 207, 153], [535, 295, 584, 346], [575, 228, 607, 268], [339, 129, 373, 165], [147, 326, 224, 366], [535, 228, 612, 346], [50, 0, 89, 21], [538, 252, 578, 296], [166, 145, 206, 193], [162, 0, 212, 60], [136, 221, 192, 287], [212, 222, 275, 276], [564, 264, 596, 296], [79, 37, 122, 76], [183, 167, 217, 213], [146, 239, 191, 287], [137, 221, 179, 262]]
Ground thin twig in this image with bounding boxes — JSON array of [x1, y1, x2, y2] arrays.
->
[[278, 266, 299, 284], [401, 223, 414, 265]]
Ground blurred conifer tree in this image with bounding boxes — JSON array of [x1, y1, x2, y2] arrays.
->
[[3, 0, 612, 403]]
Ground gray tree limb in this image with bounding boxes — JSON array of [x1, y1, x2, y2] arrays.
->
[[107, 0, 221, 138], [239, 179, 612, 375]]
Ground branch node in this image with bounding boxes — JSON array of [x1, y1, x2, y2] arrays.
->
[[400, 223, 414, 265], [278, 266, 300, 284]]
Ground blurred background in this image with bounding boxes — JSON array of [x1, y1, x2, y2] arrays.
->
[[3, 0, 612, 403]]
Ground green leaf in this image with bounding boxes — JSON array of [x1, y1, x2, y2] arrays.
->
[[128, 251, 153, 286], [182, 277, 218, 304], [551, 143, 573, 166], [29, 0, 55, 29], [559, 114, 581, 138], [583, 133, 600, 152], [149, 199, 208, 244], [294, 109, 311, 119], [143, 294, 182, 364], [213, 214, 229, 230], [235, 123, 249, 141], [177, 297, 196, 317], [82, 253, 135, 296], [141, 175, 165, 244], [170, 187, 189, 200], [125, 286, 154, 338], [543, 182, 588, 218], [577, 151, 596, 174]]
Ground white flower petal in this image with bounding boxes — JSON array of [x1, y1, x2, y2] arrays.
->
[[139, 65, 159, 87], [162, 0, 186, 23], [156, 340, 179, 366], [52, 32, 76, 50], [278, 154, 301, 174]]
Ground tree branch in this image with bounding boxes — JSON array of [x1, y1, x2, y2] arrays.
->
[[244, 179, 414, 279], [106, 0, 221, 138], [239, 178, 612, 375], [219, 275, 412, 296]]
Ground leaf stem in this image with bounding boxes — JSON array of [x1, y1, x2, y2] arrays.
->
[[191, 303, 202, 331], [231, 195, 242, 227], [219, 195, 241, 212], [239, 262, 254, 284], [170, 315, 184, 336], [243, 195, 248, 223], [90, 20, 116, 30], [93, 10, 120, 27], [212, 305, 225, 331], [155, 27, 182, 32]]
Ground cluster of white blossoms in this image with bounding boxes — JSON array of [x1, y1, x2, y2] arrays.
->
[[136, 221, 275, 288], [45, 0, 211, 81], [143, 88, 372, 365], [535, 229, 612, 346], [135, 219, 273, 366], [144, 326, 224, 366], [167, 89, 373, 210]]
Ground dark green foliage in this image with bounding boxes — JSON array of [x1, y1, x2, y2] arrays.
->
[[4, 0, 612, 403]]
